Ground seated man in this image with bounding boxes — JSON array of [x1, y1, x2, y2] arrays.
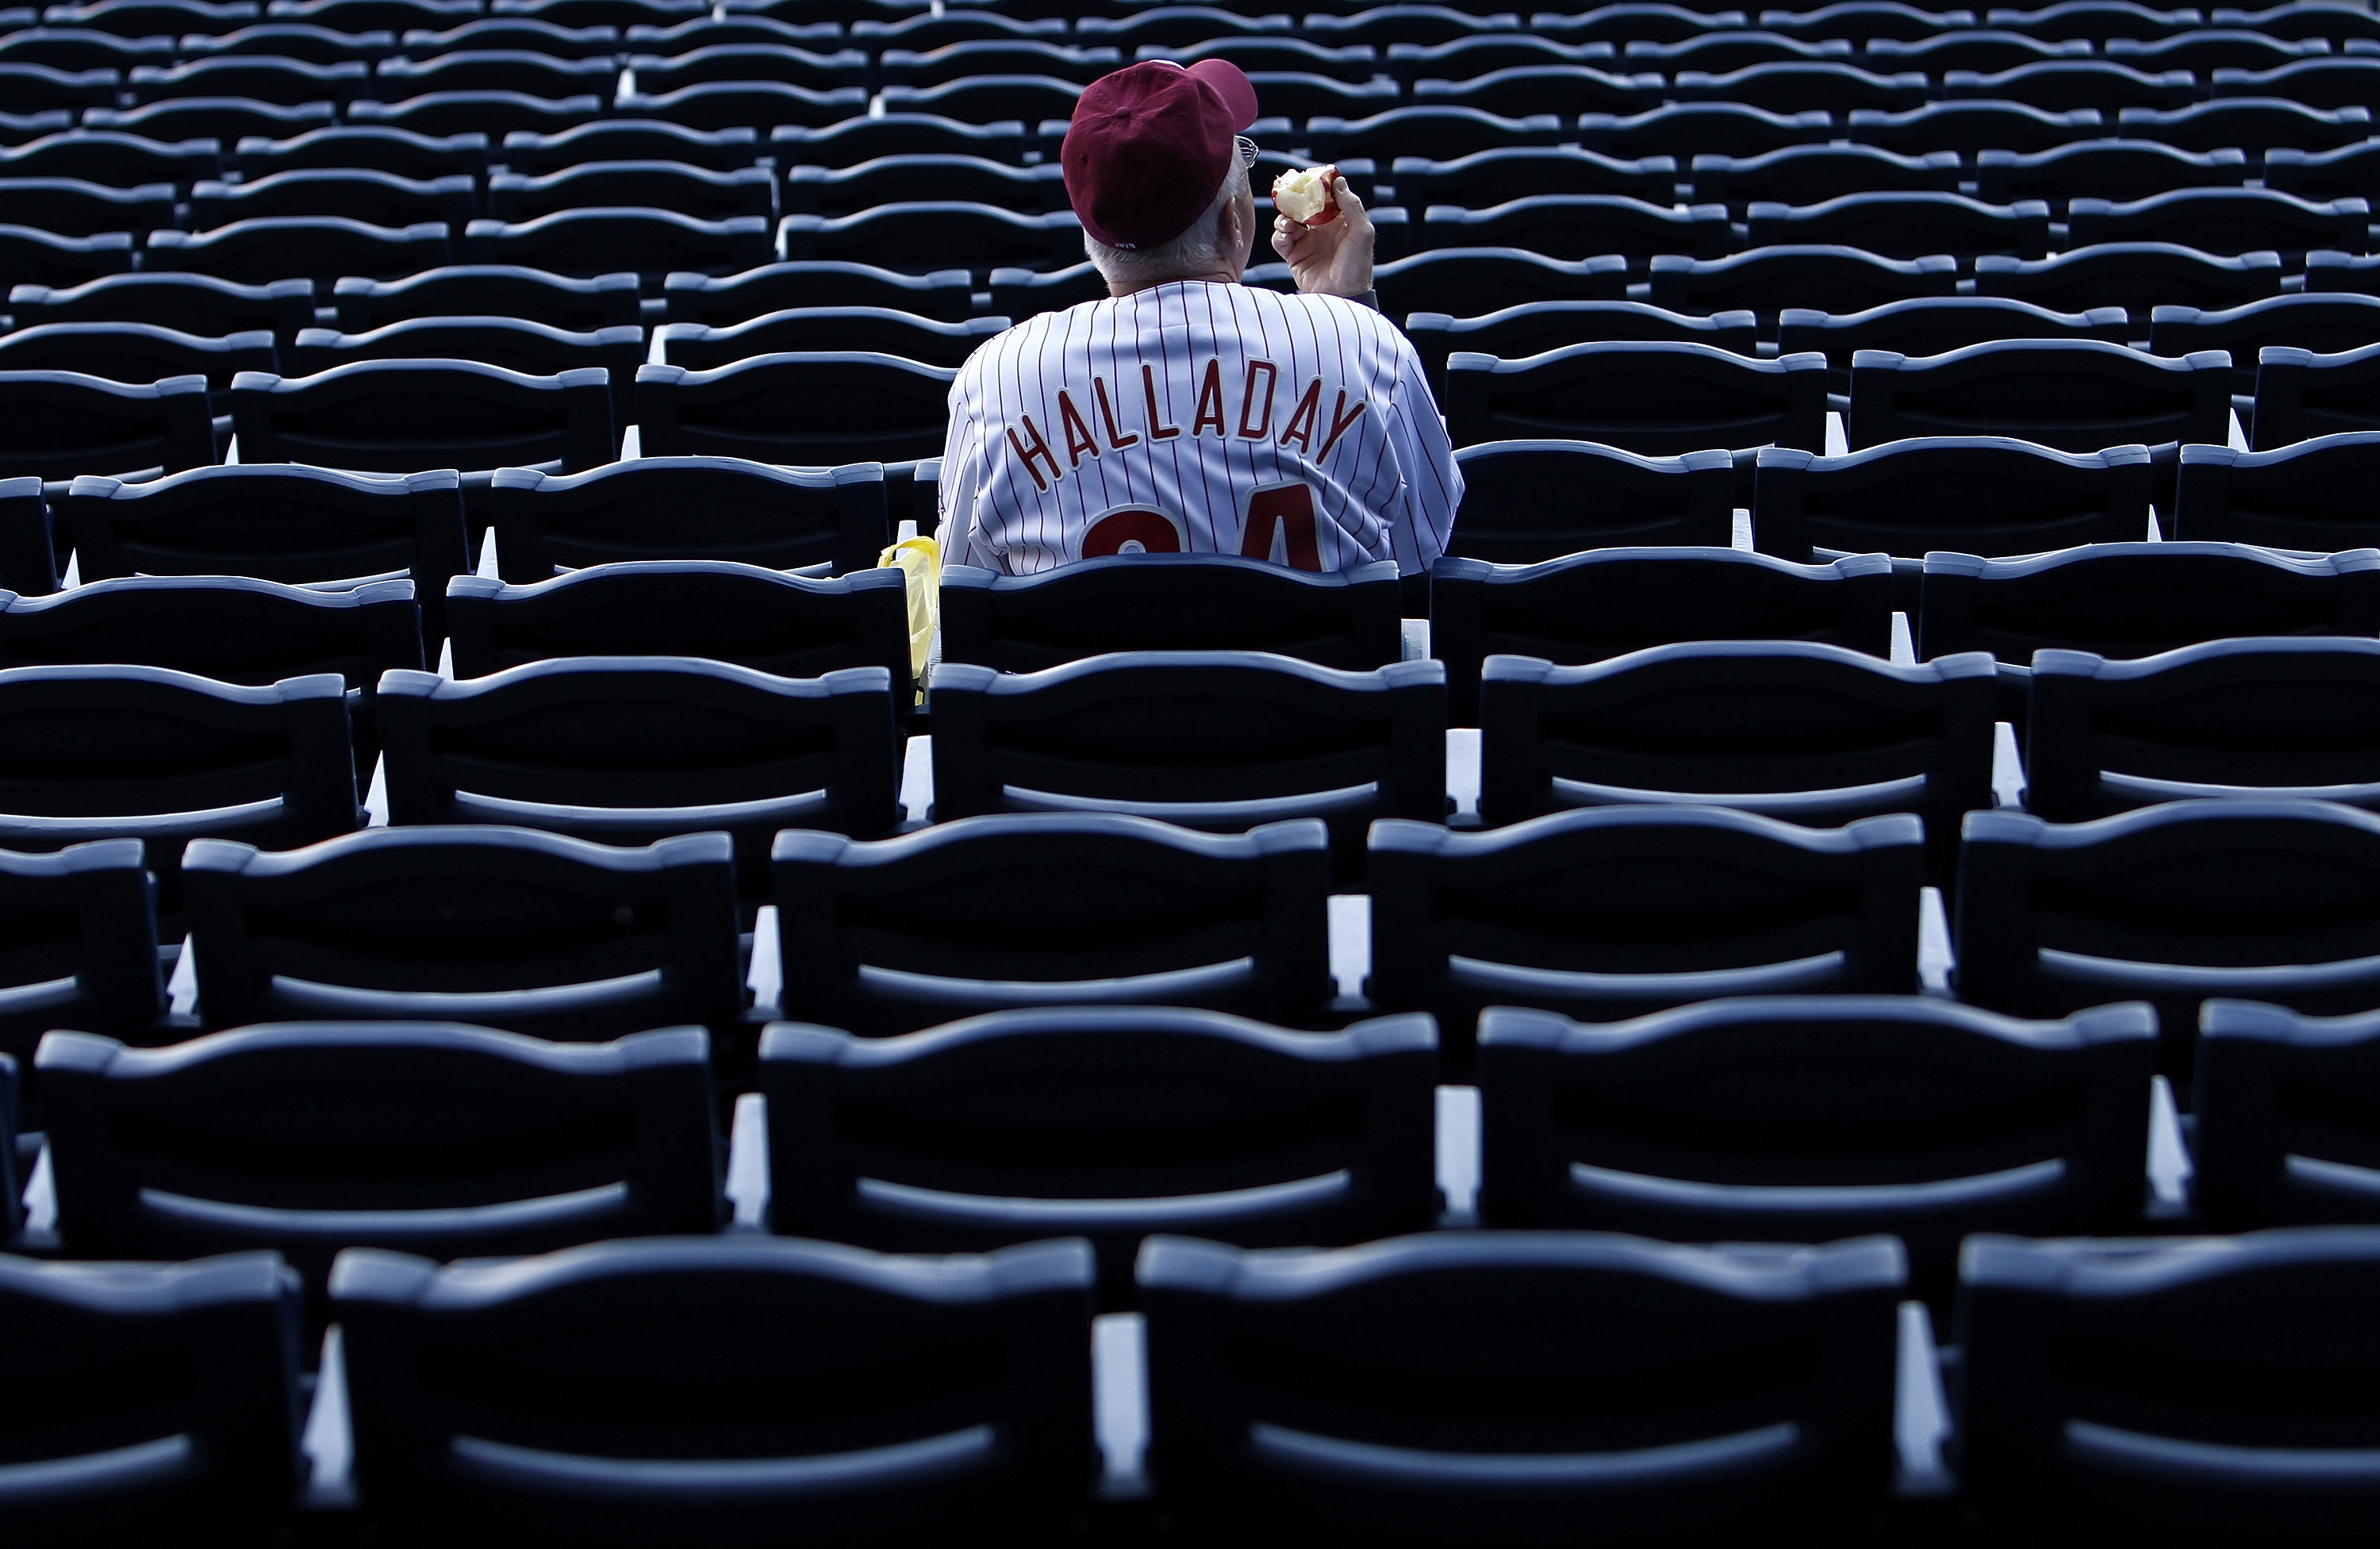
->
[[939, 59, 1461, 575]]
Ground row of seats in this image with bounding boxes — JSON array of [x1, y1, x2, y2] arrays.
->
[[12, 1220, 2378, 1543]]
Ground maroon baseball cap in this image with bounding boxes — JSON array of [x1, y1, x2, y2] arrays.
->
[[1061, 59, 1261, 252]]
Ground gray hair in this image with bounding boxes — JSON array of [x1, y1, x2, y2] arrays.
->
[[1083, 163, 1250, 286]]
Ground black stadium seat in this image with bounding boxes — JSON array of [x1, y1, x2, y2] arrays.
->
[[1307, 105, 1566, 163], [1975, 140, 2250, 206], [487, 160, 778, 222], [2195, 1000, 2380, 1228], [1432, 547, 1894, 717], [2266, 138, 2380, 202], [187, 166, 474, 230], [939, 554, 1404, 674], [2152, 294, 2380, 398], [1943, 58, 2194, 109], [0, 225, 132, 287], [1626, 29, 1853, 70], [1449, 440, 1736, 562], [0, 370, 215, 484], [2115, 95, 2372, 152], [1779, 298, 2130, 386], [768, 113, 1031, 167], [781, 154, 1066, 216], [1649, 246, 1960, 318], [659, 307, 1006, 370], [447, 562, 911, 690], [1140, 1232, 1905, 1546], [1368, 806, 1925, 1041], [146, 214, 452, 282], [1414, 62, 1655, 117], [664, 259, 973, 325], [332, 1236, 1097, 1546], [0, 838, 163, 1096], [1418, 194, 1728, 263], [490, 456, 889, 581], [1579, 101, 1833, 157], [461, 208, 774, 279], [1407, 301, 1756, 394], [374, 45, 619, 97], [2068, 186, 2369, 256], [350, 88, 612, 137], [1477, 997, 2157, 1297], [1394, 146, 1675, 206], [130, 52, 364, 102], [290, 316, 644, 383], [1746, 190, 2053, 259], [1846, 99, 2103, 153], [760, 1007, 1439, 1278], [1445, 340, 1828, 458], [234, 122, 488, 181], [777, 202, 1081, 271], [770, 813, 1335, 1035], [0, 320, 277, 387], [500, 117, 758, 172], [1691, 143, 1960, 207], [0, 1251, 302, 1543], [1673, 60, 1925, 112], [0, 174, 173, 236], [1845, 339, 2232, 453], [232, 359, 616, 476], [879, 39, 1116, 86], [2252, 342, 2380, 447], [334, 264, 640, 332], [1975, 240, 2285, 311], [2175, 431, 2380, 548], [180, 825, 744, 1035], [1373, 248, 1626, 317], [635, 352, 954, 464], [0, 126, 225, 186], [43, 1020, 721, 1281]]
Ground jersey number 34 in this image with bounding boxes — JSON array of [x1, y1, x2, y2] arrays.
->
[[1079, 480, 1322, 570]]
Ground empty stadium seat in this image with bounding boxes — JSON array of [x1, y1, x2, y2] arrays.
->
[[0, 225, 133, 289], [0, 838, 161, 1108], [760, 1006, 1438, 1279], [1958, 1227, 2380, 1539], [234, 122, 488, 182], [1580, 101, 1833, 158], [2253, 342, 2380, 447], [332, 1236, 1096, 1545], [1749, 190, 2053, 259], [0, 320, 277, 388], [1690, 143, 1961, 207], [1847, 100, 2103, 153], [1391, 145, 1675, 207], [2152, 294, 2380, 400], [1957, 799, 2380, 1063], [1141, 1228, 1902, 1544], [1630, 28, 1851, 68], [131, 51, 362, 101], [768, 112, 1031, 167], [1373, 248, 1626, 317], [1478, 997, 2157, 1297], [1756, 440, 2155, 583], [874, 74, 1080, 125], [374, 45, 619, 97], [229, 359, 616, 475], [379, 658, 901, 877], [0, 174, 173, 235], [2106, 25, 2325, 69], [2174, 432, 2380, 547], [1368, 806, 1924, 1043], [332, 264, 641, 332], [778, 202, 1081, 271], [351, 89, 612, 137], [86, 97, 336, 144], [0, 126, 223, 187], [1447, 440, 1737, 561], [1414, 61, 1653, 117], [2194, 1000, 2380, 1228], [0, 371, 215, 486], [487, 160, 777, 223], [635, 352, 953, 464], [1479, 641, 1995, 872], [1406, 302, 1756, 395], [1445, 341, 1828, 457], [770, 813, 1334, 1034], [462, 207, 773, 279], [1921, 543, 2380, 686], [43, 1020, 721, 1282], [489, 456, 889, 581], [1312, 105, 1566, 164], [146, 213, 451, 283], [1847, 340, 2232, 455], [2115, 95, 2372, 152], [0, 1250, 302, 1543], [1975, 140, 2250, 206], [877, 38, 1114, 86], [1780, 298, 2129, 389], [290, 317, 643, 386], [2265, 137, 2380, 202], [2025, 637, 2380, 821], [939, 555, 1403, 674], [2070, 187, 2369, 257], [0, 664, 359, 902], [500, 117, 756, 172], [1432, 548, 1894, 718], [182, 825, 744, 1036], [781, 153, 1065, 216], [1419, 194, 1729, 263], [1975, 241, 2285, 312], [1649, 246, 1961, 318], [447, 563, 910, 693], [658, 307, 1003, 371]]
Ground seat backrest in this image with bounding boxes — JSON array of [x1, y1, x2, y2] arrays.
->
[[0, 1250, 301, 1535], [1747, 190, 2053, 259], [1954, 799, 2380, 1031], [1975, 140, 2248, 204], [378, 657, 902, 863], [0, 664, 359, 894], [1139, 1230, 1904, 1540], [0, 838, 159, 1074], [2150, 294, 2380, 397], [10, 272, 312, 346], [1476, 641, 1998, 859], [1449, 438, 1737, 561], [0, 575, 424, 694], [65, 465, 470, 601], [447, 561, 911, 694], [1478, 996, 2157, 1289], [0, 370, 214, 482], [1445, 340, 1829, 452], [2025, 636, 2380, 821], [1921, 543, 2380, 667], [2253, 340, 2380, 448], [182, 824, 745, 1035], [1368, 806, 1925, 1045], [2195, 998, 2380, 1228], [1778, 296, 2130, 372], [1432, 548, 1894, 721], [332, 1235, 1096, 1539], [1651, 245, 1962, 317], [939, 554, 1403, 674], [1376, 246, 1629, 317], [635, 351, 954, 463], [2175, 432, 2380, 548], [1847, 338, 2232, 452], [1957, 1226, 2380, 1537], [661, 306, 1008, 370], [1406, 299, 1756, 394], [332, 264, 640, 332], [927, 651, 1447, 848], [1758, 436, 2154, 562], [1974, 240, 2285, 312], [488, 455, 889, 580], [761, 1006, 1439, 1272], [42, 1020, 720, 1272], [772, 813, 1334, 1035], [663, 259, 975, 325], [230, 359, 616, 474]]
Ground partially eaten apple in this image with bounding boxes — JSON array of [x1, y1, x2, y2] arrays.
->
[[1272, 164, 1342, 227]]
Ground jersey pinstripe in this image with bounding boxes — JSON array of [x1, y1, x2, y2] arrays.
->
[[938, 279, 1463, 575]]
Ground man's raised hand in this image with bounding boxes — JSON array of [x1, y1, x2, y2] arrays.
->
[[1272, 175, 1375, 298]]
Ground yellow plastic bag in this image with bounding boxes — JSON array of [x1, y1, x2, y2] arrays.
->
[[877, 530, 941, 701]]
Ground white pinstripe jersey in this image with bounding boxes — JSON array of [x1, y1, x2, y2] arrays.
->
[[938, 279, 1463, 575]]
